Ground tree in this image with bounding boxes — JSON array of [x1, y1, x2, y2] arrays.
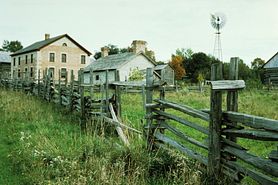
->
[[128, 68, 144, 81], [94, 44, 132, 59], [169, 55, 185, 80], [1, 40, 23, 52], [183, 52, 219, 82], [251, 58, 265, 70]]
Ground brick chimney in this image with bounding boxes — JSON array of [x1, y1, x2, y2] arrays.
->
[[132, 40, 147, 54], [45, 33, 50, 40], [101, 47, 109, 57]]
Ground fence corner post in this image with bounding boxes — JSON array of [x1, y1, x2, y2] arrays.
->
[[208, 62, 223, 184]]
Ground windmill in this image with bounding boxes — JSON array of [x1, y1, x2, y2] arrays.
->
[[210, 13, 226, 61]]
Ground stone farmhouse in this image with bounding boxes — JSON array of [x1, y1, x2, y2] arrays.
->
[[10, 34, 91, 81], [262, 52, 278, 85], [0, 51, 11, 79], [84, 40, 175, 85]]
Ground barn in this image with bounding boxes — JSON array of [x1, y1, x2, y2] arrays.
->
[[262, 52, 278, 85]]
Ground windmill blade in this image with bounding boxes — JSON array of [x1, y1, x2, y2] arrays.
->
[[210, 12, 226, 30]]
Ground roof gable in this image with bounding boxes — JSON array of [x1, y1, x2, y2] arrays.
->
[[84, 52, 156, 72], [263, 52, 278, 68], [11, 34, 91, 56]]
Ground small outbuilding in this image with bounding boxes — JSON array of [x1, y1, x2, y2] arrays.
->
[[262, 52, 278, 85], [0, 51, 11, 79]]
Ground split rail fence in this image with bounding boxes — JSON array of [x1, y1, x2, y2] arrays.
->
[[145, 58, 278, 184]]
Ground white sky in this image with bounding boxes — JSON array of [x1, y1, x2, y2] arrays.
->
[[1, 0, 278, 65]]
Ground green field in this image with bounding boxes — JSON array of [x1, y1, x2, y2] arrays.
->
[[0, 88, 277, 184]]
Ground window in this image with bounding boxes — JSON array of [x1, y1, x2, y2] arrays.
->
[[48, 68, 55, 78], [18, 57, 21, 65], [62, 43, 67, 46], [81, 55, 86, 64], [30, 67, 33, 78], [96, 75, 100, 80], [18, 69, 21, 78], [31, 54, 33, 63], [61, 68, 67, 78], [61, 54, 67, 63], [13, 58, 16, 66], [25, 68, 28, 78], [25, 55, 28, 64], [49, 53, 55, 62]]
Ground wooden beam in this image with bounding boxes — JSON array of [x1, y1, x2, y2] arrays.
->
[[161, 122, 208, 150], [209, 80, 245, 90], [223, 145, 278, 177], [153, 109, 209, 135], [223, 160, 278, 185], [223, 111, 278, 132], [109, 103, 130, 146], [222, 129, 278, 141], [154, 99, 210, 121], [155, 132, 208, 165]]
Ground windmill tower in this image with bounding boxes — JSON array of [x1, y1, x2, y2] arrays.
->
[[210, 13, 226, 61]]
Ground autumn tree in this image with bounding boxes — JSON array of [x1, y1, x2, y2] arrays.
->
[[169, 55, 185, 80]]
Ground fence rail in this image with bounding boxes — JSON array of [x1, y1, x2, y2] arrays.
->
[[145, 57, 278, 184]]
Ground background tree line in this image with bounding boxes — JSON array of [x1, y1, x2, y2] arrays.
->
[[169, 48, 265, 84]]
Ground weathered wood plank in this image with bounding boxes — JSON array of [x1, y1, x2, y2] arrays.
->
[[154, 99, 210, 122], [109, 103, 130, 146], [222, 129, 278, 141], [223, 111, 278, 132], [221, 137, 247, 151], [223, 160, 278, 185], [155, 132, 208, 165], [161, 122, 208, 150], [153, 109, 209, 135], [223, 145, 278, 177], [102, 116, 142, 134], [209, 80, 245, 90]]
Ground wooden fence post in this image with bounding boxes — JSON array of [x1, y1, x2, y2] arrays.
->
[[115, 70, 122, 118], [80, 69, 85, 128], [227, 57, 239, 143], [142, 84, 146, 111], [38, 69, 41, 96], [146, 68, 154, 149], [208, 63, 223, 184], [69, 70, 74, 111], [105, 70, 109, 114], [58, 69, 62, 105], [90, 68, 94, 99]]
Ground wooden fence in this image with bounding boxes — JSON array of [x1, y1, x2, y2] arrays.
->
[[0, 68, 142, 146], [145, 58, 278, 184]]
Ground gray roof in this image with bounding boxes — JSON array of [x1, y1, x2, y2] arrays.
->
[[154, 64, 168, 70], [0, 51, 11, 63], [263, 52, 278, 68], [11, 34, 91, 56], [84, 52, 138, 71]]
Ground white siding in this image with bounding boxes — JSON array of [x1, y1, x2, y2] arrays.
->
[[84, 70, 115, 84], [118, 55, 155, 81]]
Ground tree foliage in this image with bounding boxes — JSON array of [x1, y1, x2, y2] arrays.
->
[[128, 68, 144, 81], [169, 55, 185, 80], [183, 52, 219, 82], [1, 40, 23, 52]]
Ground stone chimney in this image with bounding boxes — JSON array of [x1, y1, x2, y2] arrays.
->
[[45, 33, 50, 40], [131, 40, 147, 54], [101, 47, 109, 58]]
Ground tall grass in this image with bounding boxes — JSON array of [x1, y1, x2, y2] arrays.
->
[[0, 89, 206, 185]]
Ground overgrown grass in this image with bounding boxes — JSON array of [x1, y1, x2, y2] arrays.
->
[[0, 89, 207, 185], [1, 88, 277, 184]]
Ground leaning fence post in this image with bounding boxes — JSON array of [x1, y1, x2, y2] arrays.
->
[[105, 70, 109, 114], [90, 68, 94, 99], [58, 69, 62, 105], [38, 69, 41, 96], [145, 68, 154, 149], [208, 62, 223, 184], [69, 70, 74, 111], [141, 84, 146, 111]]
